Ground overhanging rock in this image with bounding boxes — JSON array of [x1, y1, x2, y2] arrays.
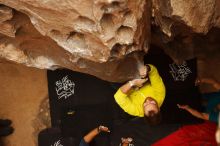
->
[[0, 0, 151, 82]]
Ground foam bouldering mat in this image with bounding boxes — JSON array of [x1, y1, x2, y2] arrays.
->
[[38, 127, 111, 146], [46, 69, 117, 146], [60, 103, 112, 138], [47, 69, 114, 127], [144, 47, 197, 92], [38, 128, 78, 146], [110, 118, 181, 146]]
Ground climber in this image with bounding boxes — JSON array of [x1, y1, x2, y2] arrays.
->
[[114, 64, 165, 125]]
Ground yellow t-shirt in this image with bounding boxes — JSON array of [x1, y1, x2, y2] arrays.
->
[[114, 64, 166, 117]]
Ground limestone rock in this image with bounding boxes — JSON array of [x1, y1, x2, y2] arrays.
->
[[2, 0, 219, 82], [0, 0, 150, 62], [0, 9, 148, 82], [151, 0, 220, 63], [153, 0, 220, 37], [0, 21, 16, 37], [0, 5, 13, 22], [0, 5, 17, 37], [0, 0, 151, 82]]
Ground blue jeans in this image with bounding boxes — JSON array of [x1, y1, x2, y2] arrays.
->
[[79, 139, 89, 146]]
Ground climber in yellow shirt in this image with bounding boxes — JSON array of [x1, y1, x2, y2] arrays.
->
[[114, 64, 165, 125]]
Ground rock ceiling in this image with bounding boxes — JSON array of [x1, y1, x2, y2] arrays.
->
[[0, 0, 220, 82]]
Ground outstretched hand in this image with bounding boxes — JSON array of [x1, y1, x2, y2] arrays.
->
[[177, 104, 190, 110], [195, 78, 220, 89], [98, 125, 110, 133]]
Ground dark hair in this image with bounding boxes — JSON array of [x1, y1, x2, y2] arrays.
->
[[144, 111, 161, 126]]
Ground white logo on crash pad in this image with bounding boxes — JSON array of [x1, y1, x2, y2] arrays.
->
[[55, 75, 75, 99], [51, 140, 63, 146], [169, 61, 192, 81]]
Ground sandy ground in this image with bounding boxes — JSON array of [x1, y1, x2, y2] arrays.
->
[[0, 61, 50, 146]]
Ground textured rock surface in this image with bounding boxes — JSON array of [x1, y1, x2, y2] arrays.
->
[[0, 5, 17, 37], [0, 0, 150, 82], [152, 0, 220, 63], [153, 0, 220, 37], [1, 0, 220, 81]]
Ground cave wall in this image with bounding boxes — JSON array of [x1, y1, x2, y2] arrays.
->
[[153, 0, 220, 36], [152, 0, 220, 63]]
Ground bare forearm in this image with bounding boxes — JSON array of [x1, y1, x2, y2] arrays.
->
[[120, 81, 133, 94], [201, 78, 220, 90], [186, 108, 209, 120], [201, 78, 216, 84], [83, 128, 100, 143], [120, 78, 148, 94]]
